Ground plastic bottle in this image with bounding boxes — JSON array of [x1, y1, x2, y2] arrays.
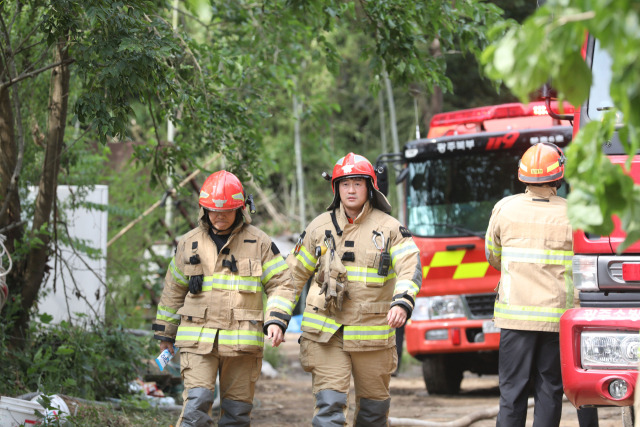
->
[[155, 347, 175, 371]]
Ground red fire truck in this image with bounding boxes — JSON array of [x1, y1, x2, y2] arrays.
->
[[558, 34, 640, 424], [377, 100, 573, 394]]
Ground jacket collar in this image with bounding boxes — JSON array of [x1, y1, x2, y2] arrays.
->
[[337, 200, 373, 227], [525, 185, 558, 199]]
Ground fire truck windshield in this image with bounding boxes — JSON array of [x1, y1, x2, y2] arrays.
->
[[588, 39, 616, 122], [406, 152, 526, 237]]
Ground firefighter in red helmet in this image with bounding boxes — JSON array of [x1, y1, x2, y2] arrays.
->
[[153, 170, 297, 427], [287, 153, 421, 426], [486, 143, 598, 427]]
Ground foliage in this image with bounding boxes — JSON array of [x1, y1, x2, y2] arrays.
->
[[263, 343, 284, 369], [481, 0, 640, 251], [0, 309, 152, 401]]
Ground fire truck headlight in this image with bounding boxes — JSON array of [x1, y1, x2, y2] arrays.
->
[[412, 296, 466, 321], [573, 255, 598, 291], [581, 332, 640, 369]]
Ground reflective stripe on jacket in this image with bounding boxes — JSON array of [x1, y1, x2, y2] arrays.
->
[[153, 208, 296, 356], [485, 185, 574, 332], [287, 201, 421, 351]]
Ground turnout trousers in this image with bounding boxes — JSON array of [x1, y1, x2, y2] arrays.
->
[[177, 343, 262, 427], [496, 328, 563, 427], [300, 330, 397, 426]]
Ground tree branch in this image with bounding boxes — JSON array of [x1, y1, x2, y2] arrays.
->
[[0, 58, 75, 91]]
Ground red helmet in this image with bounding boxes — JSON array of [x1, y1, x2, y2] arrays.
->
[[331, 153, 378, 192], [518, 143, 565, 184], [199, 171, 245, 211]]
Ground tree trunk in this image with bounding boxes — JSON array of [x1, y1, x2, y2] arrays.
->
[[293, 93, 305, 227], [383, 70, 405, 225], [14, 36, 70, 341]]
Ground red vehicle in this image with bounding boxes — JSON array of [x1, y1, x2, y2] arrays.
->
[[378, 101, 573, 394], [558, 34, 640, 423]]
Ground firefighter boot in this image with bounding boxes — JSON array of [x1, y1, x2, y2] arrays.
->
[[313, 389, 348, 427], [179, 387, 215, 427], [219, 398, 253, 427], [355, 397, 391, 427]]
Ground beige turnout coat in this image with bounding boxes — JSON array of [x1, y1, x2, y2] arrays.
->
[[485, 185, 575, 333], [153, 209, 297, 356], [287, 202, 422, 351]]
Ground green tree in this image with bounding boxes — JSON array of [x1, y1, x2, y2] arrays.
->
[[481, 0, 640, 250], [1, 0, 506, 341]]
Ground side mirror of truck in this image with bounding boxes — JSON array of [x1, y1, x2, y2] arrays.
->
[[375, 164, 389, 196]]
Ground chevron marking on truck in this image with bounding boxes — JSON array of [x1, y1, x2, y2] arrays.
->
[[422, 250, 490, 280]]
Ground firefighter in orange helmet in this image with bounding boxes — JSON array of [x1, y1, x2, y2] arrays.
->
[[287, 153, 421, 426], [152, 170, 297, 427], [486, 143, 597, 427]]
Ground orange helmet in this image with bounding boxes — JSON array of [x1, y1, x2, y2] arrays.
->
[[199, 171, 245, 211], [331, 153, 379, 192], [518, 143, 565, 184], [327, 153, 392, 214]]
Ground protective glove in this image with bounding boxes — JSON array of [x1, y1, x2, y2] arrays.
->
[[189, 274, 203, 294], [335, 281, 349, 311]]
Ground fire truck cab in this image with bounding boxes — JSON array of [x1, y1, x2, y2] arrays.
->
[[558, 34, 640, 424]]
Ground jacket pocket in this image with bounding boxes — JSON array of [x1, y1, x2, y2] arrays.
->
[[235, 258, 263, 293], [359, 301, 389, 324], [363, 250, 384, 288], [175, 305, 207, 348], [229, 308, 264, 352], [181, 258, 204, 278]]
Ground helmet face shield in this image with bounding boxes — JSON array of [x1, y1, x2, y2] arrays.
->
[[518, 143, 565, 184]]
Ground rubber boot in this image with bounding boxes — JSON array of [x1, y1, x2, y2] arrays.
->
[[180, 387, 215, 427], [355, 397, 391, 427], [219, 398, 253, 427], [313, 389, 348, 427]]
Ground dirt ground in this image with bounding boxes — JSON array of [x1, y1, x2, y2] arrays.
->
[[249, 332, 624, 427]]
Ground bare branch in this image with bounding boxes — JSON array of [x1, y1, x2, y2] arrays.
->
[[0, 57, 75, 91]]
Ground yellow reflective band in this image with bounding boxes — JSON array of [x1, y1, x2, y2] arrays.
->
[[390, 241, 420, 268], [430, 250, 465, 267], [261, 255, 288, 284], [201, 274, 263, 292], [494, 302, 566, 323], [344, 325, 396, 341], [453, 262, 490, 279], [547, 161, 559, 172], [301, 312, 341, 333], [345, 266, 396, 284], [176, 326, 218, 343], [156, 305, 180, 324], [218, 330, 264, 347], [485, 236, 501, 255], [267, 296, 294, 315], [169, 257, 187, 286], [394, 280, 420, 295], [295, 245, 317, 272], [502, 247, 573, 265]]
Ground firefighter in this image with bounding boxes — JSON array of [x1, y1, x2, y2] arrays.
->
[[287, 153, 421, 426], [486, 143, 597, 427], [152, 170, 297, 427]]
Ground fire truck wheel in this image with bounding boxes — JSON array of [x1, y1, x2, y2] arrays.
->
[[422, 355, 462, 395]]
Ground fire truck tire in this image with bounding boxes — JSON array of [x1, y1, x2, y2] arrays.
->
[[421, 355, 462, 395]]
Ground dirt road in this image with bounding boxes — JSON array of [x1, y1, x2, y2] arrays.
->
[[250, 333, 623, 427]]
